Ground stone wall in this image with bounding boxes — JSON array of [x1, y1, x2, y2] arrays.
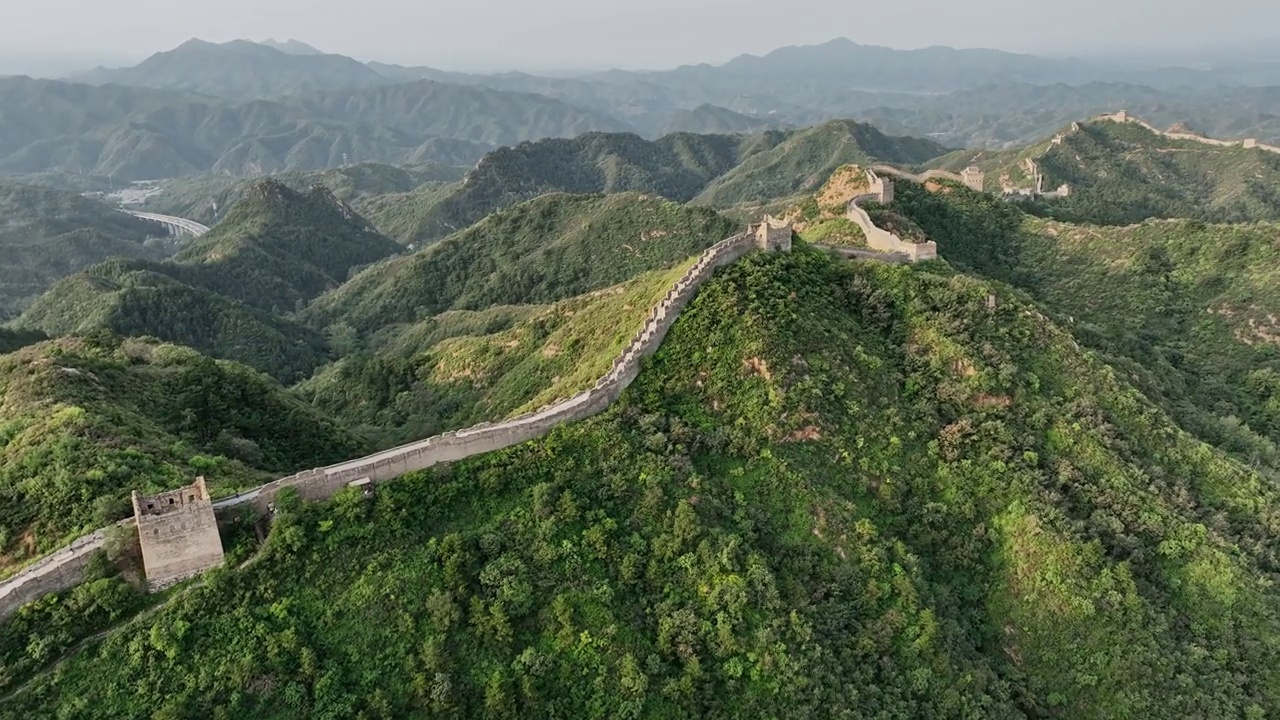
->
[[0, 224, 805, 616], [133, 478, 225, 591], [845, 169, 938, 262], [1094, 111, 1280, 155], [0, 530, 105, 620]]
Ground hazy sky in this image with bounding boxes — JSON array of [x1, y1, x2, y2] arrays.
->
[[4, 0, 1280, 73]]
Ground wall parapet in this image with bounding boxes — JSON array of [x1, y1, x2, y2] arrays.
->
[[0, 225, 788, 617], [844, 169, 938, 262]]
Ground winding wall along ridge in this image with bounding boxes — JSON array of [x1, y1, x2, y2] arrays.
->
[[843, 168, 938, 261], [1, 224, 797, 618], [1093, 111, 1280, 154]]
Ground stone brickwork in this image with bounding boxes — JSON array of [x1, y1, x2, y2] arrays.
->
[[133, 477, 225, 591], [844, 169, 938, 262], [960, 166, 985, 192]]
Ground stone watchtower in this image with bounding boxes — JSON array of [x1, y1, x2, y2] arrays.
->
[[961, 166, 985, 192], [132, 477, 225, 591], [754, 215, 793, 252]]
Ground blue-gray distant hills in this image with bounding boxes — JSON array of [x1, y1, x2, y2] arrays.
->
[[6, 36, 1280, 183]]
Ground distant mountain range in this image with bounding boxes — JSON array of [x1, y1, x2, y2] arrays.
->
[[3, 36, 1280, 184]]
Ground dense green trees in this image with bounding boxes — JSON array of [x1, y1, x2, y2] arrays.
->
[[305, 193, 735, 331], [0, 335, 364, 567]]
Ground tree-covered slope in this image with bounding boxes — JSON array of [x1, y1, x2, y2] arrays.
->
[[137, 162, 467, 229], [13, 260, 331, 383], [374, 122, 945, 247], [0, 335, 364, 574], [383, 131, 747, 245], [692, 119, 948, 207], [7, 250, 1278, 718], [296, 262, 695, 446], [170, 179, 402, 312], [928, 118, 1280, 224], [0, 183, 171, 317], [890, 177, 1280, 474], [304, 192, 737, 331]]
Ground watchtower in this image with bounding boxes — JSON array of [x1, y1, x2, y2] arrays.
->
[[754, 216, 793, 252], [961, 166, 985, 192], [132, 477, 225, 591]]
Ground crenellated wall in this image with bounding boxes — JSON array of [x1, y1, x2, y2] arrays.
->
[[1093, 111, 1280, 155], [844, 169, 938, 262]]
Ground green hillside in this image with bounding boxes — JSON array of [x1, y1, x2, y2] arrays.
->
[[927, 118, 1280, 224], [170, 179, 402, 311], [0, 335, 364, 574], [297, 262, 694, 446], [0, 74, 617, 180], [377, 122, 945, 246], [387, 131, 746, 244], [304, 192, 737, 330], [139, 162, 469, 229], [0, 183, 172, 317], [7, 249, 1279, 718], [13, 260, 331, 383], [890, 177, 1280, 472], [692, 119, 948, 207]]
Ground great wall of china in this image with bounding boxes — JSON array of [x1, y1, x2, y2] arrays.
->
[[0, 142, 1033, 619], [1093, 111, 1280, 154], [1, 218, 807, 619]]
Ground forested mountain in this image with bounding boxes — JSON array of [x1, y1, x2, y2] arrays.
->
[[926, 117, 1280, 224], [888, 178, 1280, 470], [377, 121, 946, 245], [0, 75, 620, 179], [298, 263, 696, 445], [304, 192, 737, 330], [138, 162, 467, 229], [692, 119, 947, 206], [72, 39, 391, 99], [0, 334, 364, 572], [14, 259, 331, 382], [168, 179, 402, 311], [0, 183, 172, 317], [12, 179, 400, 379], [7, 249, 1280, 717]]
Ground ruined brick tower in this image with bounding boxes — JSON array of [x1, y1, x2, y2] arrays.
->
[[754, 215, 793, 252], [132, 477, 225, 591], [961, 166, 985, 192]]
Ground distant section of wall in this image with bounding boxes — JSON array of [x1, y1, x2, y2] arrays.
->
[[132, 477, 225, 591], [1093, 110, 1280, 155], [844, 170, 938, 262]]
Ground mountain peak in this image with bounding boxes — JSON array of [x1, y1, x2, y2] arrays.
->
[[259, 38, 326, 56]]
